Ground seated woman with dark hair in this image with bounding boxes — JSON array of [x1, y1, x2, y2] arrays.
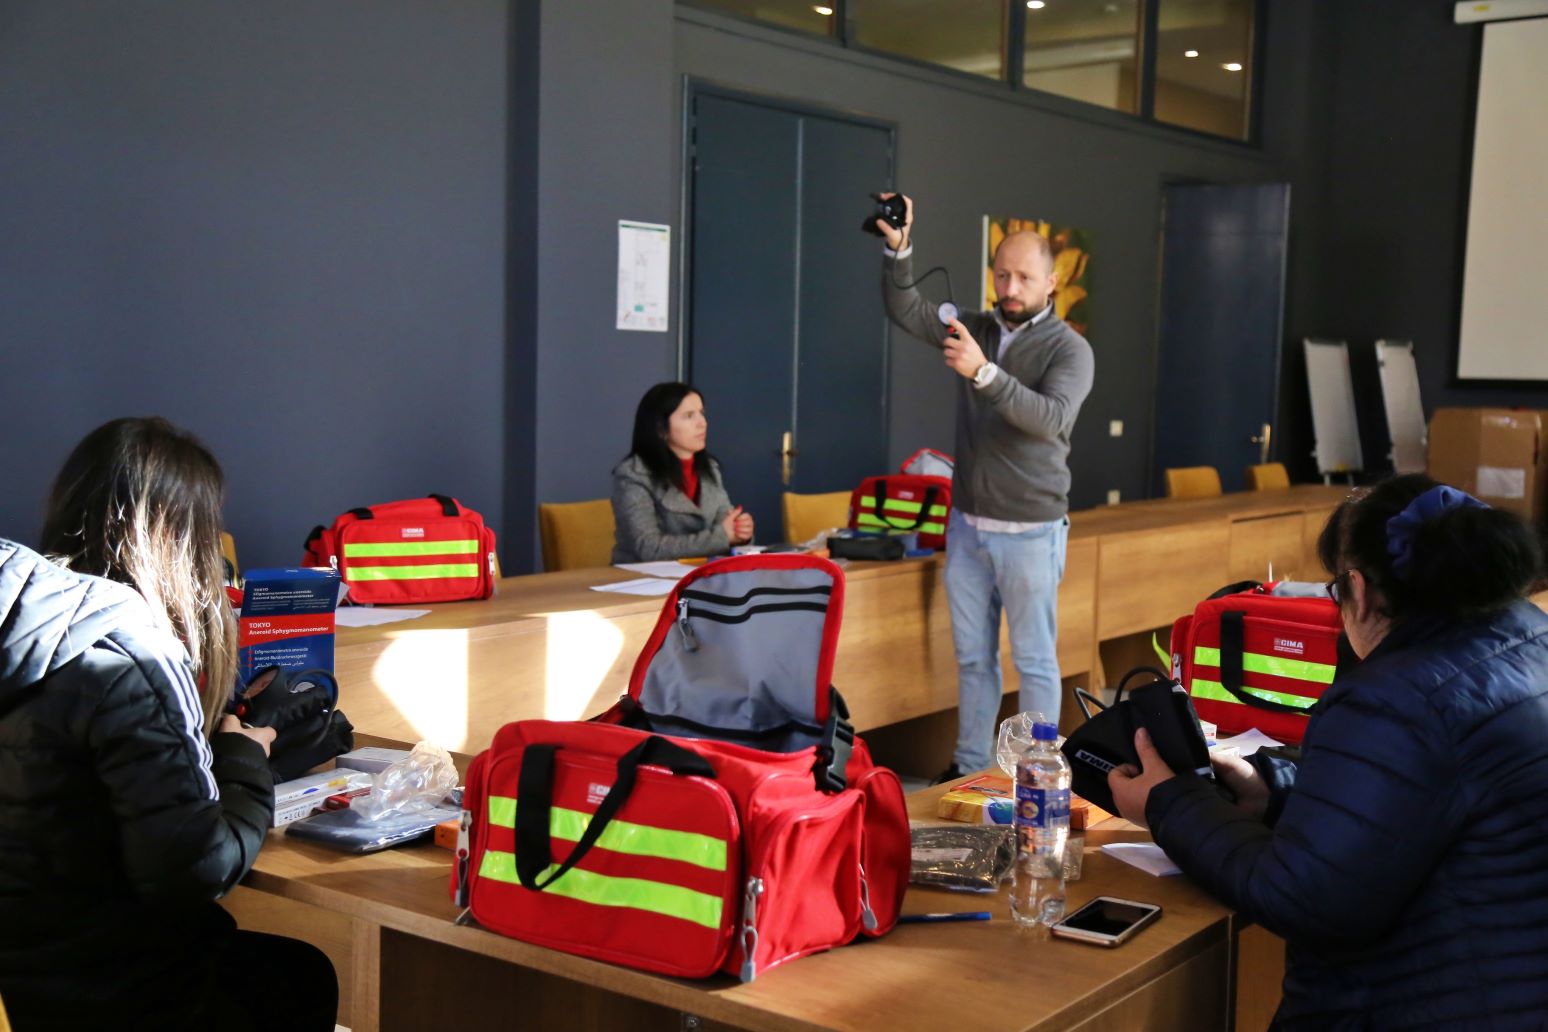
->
[[0, 417, 338, 1031], [1109, 473, 1548, 1030], [612, 382, 754, 563]]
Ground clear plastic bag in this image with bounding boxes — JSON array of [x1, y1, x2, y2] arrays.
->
[[357, 741, 459, 822], [909, 823, 1015, 892], [996, 710, 1048, 777]]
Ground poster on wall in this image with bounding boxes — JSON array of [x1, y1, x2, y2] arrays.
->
[[981, 215, 1091, 337], [617, 220, 671, 332]]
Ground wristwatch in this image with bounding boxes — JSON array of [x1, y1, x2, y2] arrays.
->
[[972, 362, 997, 388]]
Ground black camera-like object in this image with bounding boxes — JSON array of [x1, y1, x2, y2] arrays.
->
[[861, 192, 907, 237], [1060, 667, 1225, 816]]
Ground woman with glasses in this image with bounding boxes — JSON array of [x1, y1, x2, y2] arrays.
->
[[1109, 473, 1548, 1029]]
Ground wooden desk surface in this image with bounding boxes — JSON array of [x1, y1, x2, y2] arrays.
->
[[1068, 484, 1345, 539], [243, 781, 1232, 1032]]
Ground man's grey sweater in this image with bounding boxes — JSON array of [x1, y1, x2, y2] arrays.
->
[[883, 251, 1094, 523]]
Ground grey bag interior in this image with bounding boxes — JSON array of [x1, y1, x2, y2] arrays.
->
[[638, 563, 839, 753]]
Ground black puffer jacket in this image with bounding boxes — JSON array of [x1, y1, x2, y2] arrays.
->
[[1149, 601, 1548, 1030], [0, 539, 273, 1026]]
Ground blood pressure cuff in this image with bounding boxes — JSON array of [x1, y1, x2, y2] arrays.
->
[[1060, 667, 1222, 815], [233, 666, 355, 781]]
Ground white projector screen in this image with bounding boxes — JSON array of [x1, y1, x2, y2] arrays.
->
[[1457, 17, 1548, 382]]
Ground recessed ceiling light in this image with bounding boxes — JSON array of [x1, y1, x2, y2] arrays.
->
[[1027, 1, 1046, 8], [1184, 49, 1199, 58], [1222, 62, 1243, 71], [813, 4, 833, 14]]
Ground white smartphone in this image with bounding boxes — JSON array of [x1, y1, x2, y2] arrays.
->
[[1049, 896, 1162, 947]]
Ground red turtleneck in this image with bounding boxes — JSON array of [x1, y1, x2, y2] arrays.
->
[[680, 456, 700, 505]]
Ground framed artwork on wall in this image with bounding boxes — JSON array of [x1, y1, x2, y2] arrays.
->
[[981, 215, 1091, 337]]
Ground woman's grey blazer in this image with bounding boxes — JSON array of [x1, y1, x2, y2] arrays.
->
[[610, 454, 734, 563]]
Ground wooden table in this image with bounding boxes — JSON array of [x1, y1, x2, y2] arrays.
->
[[226, 776, 1239, 1032], [330, 486, 1347, 755]]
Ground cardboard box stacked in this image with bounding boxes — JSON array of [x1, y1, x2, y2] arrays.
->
[[1426, 409, 1548, 528]]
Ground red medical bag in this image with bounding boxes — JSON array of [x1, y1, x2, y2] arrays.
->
[[303, 494, 497, 604], [1170, 582, 1344, 745], [452, 555, 910, 981]]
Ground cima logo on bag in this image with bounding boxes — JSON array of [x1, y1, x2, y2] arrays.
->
[[1273, 638, 1305, 656], [588, 782, 611, 805], [401, 527, 426, 538]]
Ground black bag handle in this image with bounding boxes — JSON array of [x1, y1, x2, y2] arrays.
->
[[1115, 665, 1172, 703], [515, 736, 715, 892], [1072, 686, 1107, 721], [428, 494, 460, 517], [1209, 580, 1262, 600], [1217, 611, 1310, 714], [870, 481, 939, 532]]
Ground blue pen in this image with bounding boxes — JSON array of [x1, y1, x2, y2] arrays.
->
[[896, 911, 992, 924]]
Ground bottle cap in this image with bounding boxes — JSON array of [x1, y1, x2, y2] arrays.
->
[[1032, 721, 1058, 741]]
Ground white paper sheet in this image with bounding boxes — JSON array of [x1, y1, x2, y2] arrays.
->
[[614, 561, 693, 580], [1213, 728, 1284, 758], [616, 220, 671, 332], [590, 577, 677, 596], [334, 608, 431, 628], [1100, 842, 1182, 877]]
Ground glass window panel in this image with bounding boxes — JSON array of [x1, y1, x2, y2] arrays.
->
[[851, 0, 1008, 80], [1023, 0, 1142, 114], [1153, 0, 1254, 139], [688, 0, 839, 37]]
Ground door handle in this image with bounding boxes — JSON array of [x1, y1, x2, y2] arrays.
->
[[1248, 423, 1272, 465], [778, 430, 799, 486]]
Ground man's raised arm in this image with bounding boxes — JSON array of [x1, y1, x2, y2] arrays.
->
[[877, 193, 948, 348]]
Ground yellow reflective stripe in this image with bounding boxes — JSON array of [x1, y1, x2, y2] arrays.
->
[[855, 514, 947, 535], [1152, 632, 1171, 669], [1193, 646, 1336, 685], [1190, 678, 1319, 710], [343, 539, 479, 557], [487, 796, 726, 871], [477, 850, 724, 929], [347, 563, 479, 580], [857, 497, 948, 517]]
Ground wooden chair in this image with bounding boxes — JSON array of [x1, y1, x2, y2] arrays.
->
[[220, 530, 239, 582], [538, 499, 616, 571], [782, 490, 852, 544], [1245, 462, 1291, 491], [1164, 466, 1223, 499]]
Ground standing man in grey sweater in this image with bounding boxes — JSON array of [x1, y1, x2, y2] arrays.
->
[[876, 193, 1094, 780]]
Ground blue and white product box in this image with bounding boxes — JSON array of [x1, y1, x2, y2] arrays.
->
[[238, 567, 341, 682]]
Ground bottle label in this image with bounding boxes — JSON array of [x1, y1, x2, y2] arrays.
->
[[1014, 786, 1070, 829]]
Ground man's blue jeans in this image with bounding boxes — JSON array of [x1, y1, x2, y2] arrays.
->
[[944, 509, 1069, 771]]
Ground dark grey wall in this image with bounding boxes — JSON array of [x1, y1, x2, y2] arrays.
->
[[1317, 0, 1547, 428], [5, 0, 1533, 576], [0, 1, 508, 568], [672, 5, 1330, 509], [513, 0, 681, 570]]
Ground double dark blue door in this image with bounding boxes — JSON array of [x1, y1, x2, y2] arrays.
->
[[687, 88, 893, 538]]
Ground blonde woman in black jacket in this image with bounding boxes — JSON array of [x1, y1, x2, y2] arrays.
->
[[0, 417, 337, 1031]]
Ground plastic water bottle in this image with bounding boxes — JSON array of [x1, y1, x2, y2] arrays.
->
[[1010, 720, 1070, 930]]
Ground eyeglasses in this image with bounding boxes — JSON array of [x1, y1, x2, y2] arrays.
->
[[1326, 569, 1352, 603]]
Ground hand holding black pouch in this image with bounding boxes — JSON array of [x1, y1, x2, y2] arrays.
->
[[1060, 666, 1224, 815], [235, 666, 355, 780]]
